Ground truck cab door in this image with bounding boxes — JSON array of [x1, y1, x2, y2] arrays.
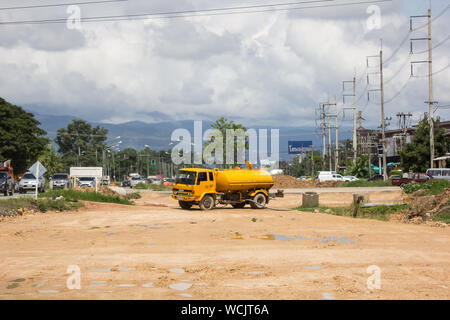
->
[[196, 172, 214, 195]]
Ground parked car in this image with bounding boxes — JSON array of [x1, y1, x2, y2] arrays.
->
[[426, 168, 450, 181], [343, 176, 359, 182], [0, 171, 15, 196], [318, 171, 344, 182], [130, 176, 145, 188], [50, 173, 72, 189], [18, 172, 45, 193], [367, 174, 383, 181], [391, 173, 431, 187], [77, 177, 96, 188], [121, 178, 131, 187]]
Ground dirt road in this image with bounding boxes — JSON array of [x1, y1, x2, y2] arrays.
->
[[0, 193, 449, 300]]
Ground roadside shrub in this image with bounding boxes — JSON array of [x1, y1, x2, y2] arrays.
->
[[39, 189, 134, 205], [133, 182, 170, 191], [0, 197, 83, 217], [403, 180, 450, 195], [124, 192, 141, 200]]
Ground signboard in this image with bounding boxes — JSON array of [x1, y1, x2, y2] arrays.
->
[[288, 141, 313, 154], [70, 167, 103, 178], [28, 161, 46, 178]]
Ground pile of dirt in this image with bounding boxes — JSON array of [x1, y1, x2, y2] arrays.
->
[[401, 187, 450, 226], [272, 174, 343, 189]]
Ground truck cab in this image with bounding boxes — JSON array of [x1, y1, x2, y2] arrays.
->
[[172, 168, 216, 210]]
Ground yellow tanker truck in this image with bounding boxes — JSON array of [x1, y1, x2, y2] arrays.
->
[[171, 162, 283, 210]]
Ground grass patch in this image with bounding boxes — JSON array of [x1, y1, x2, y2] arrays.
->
[[39, 189, 134, 205], [0, 197, 83, 216], [432, 199, 450, 224], [402, 179, 450, 195], [343, 180, 392, 187], [124, 192, 142, 200], [133, 182, 170, 191], [295, 204, 408, 221]]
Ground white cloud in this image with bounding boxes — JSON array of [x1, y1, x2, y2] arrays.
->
[[0, 0, 448, 128]]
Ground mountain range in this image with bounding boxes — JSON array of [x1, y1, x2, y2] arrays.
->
[[31, 111, 353, 161]]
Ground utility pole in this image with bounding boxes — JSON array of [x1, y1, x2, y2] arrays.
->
[[380, 48, 387, 181], [358, 111, 364, 129], [320, 103, 326, 159], [343, 77, 357, 163], [334, 96, 339, 173], [410, 8, 435, 168], [428, 8, 434, 168], [327, 100, 332, 171], [353, 77, 357, 163], [367, 133, 372, 178]]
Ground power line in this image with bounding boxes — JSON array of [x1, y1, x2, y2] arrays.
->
[[0, 0, 127, 11], [0, 0, 393, 26], [412, 4, 450, 32], [413, 34, 450, 54], [384, 4, 449, 65], [412, 64, 450, 78], [384, 53, 412, 85], [384, 76, 412, 104]]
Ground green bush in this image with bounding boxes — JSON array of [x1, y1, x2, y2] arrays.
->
[[39, 189, 134, 205], [390, 170, 403, 176], [124, 192, 142, 200], [0, 197, 83, 216], [133, 182, 170, 191], [402, 179, 450, 195]]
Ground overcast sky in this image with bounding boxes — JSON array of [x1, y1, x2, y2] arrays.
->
[[0, 0, 448, 129]]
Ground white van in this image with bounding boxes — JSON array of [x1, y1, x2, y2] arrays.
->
[[426, 168, 450, 181], [318, 171, 344, 182]]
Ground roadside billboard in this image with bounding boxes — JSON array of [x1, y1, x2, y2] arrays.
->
[[288, 141, 313, 154]]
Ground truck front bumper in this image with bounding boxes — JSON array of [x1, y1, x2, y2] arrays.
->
[[171, 194, 197, 202]]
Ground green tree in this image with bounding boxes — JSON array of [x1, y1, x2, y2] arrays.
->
[[38, 144, 64, 178], [0, 97, 49, 174], [400, 115, 449, 172], [206, 117, 248, 167], [345, 155, 370, 178], [289, 152, 323, 177], [55, 119, 108, 169]]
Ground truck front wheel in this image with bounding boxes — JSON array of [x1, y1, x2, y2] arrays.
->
[[199, 195, 215, 210], [250, 193, 267, 209], [178, 200, 192, 209]]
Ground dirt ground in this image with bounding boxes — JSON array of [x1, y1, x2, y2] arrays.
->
[[0, 192, 449, 300]]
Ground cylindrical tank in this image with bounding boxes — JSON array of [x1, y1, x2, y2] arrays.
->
[[215, 168, 274, 192]]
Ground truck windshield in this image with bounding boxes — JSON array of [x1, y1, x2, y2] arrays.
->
[[175, 171, 196, 185], [23, 173, 36, 179]]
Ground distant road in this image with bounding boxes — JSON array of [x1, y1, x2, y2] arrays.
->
[[281, 187, 401, 194]]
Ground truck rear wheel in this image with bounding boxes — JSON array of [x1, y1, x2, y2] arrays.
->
[[178, 201, 192, 209], [250, 193, 267, 209], [232, 202, 246, 208], [199, 195, 215, 210]]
